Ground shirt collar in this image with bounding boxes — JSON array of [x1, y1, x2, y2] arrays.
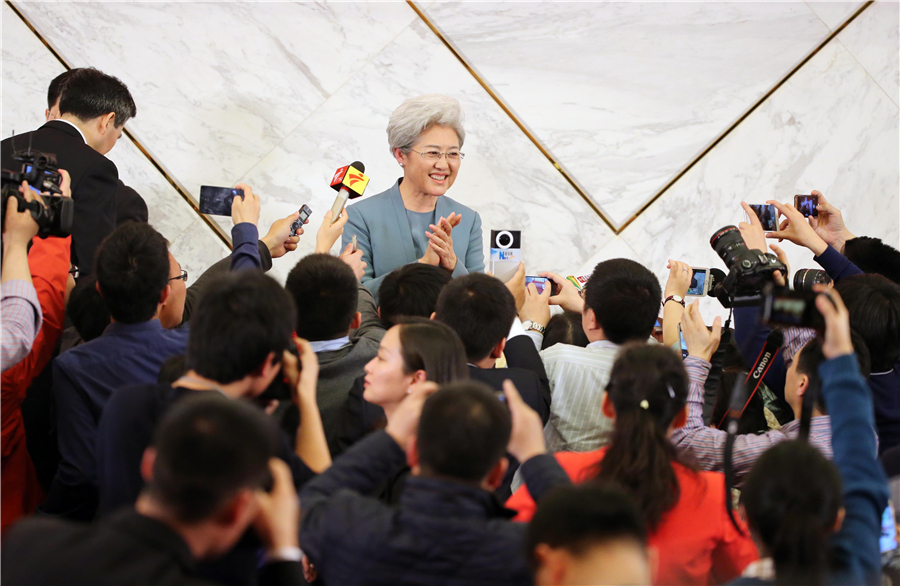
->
[[587, 339, 620, 350], [309, 336, 351, 353], [104, 320, 165, 336], [55, 118, 87, 144]]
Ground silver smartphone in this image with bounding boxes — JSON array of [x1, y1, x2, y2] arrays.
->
[[686, 267, 710, 297]]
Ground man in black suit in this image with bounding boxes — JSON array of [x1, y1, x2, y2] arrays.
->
[[2, 395, 305, 586], [435, 271, 551, 424], [45, 69, 149, 226], [2, 67, 136, 273]]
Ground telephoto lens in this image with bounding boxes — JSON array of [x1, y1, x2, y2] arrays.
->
[[793, 268, 831, 292], [710, 226, 748, 270]]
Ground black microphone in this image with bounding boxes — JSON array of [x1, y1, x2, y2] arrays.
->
[[329, 161, 369, 224]]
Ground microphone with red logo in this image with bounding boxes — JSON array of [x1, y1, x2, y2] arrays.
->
[[329, 161, 370, 224]]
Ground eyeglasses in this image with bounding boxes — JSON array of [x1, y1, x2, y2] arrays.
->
[[169, 269, 188, 283], [68, 265, 80, 279], [409, 149, 465, 161]]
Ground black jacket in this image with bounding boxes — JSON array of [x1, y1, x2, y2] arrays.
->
[[300, 431, 570, 586], [470, 335, 552, 424], [116, 180, 149, 225], [1, 120, 118, 274], [1, 510, 303, 586]]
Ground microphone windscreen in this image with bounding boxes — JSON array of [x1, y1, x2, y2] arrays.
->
[[351, 161, 365, 173]]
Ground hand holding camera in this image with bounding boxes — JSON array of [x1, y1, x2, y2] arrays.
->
[[540, 270, 585, 314], [282, 336, 319, 409], [230, 183, 260, 227], [807, 191, 856, 253], [765, 200, 828, 256], [815, 285, 854, 360], [665, 259, 693, 299], [519, 276, 552, 328], [681, 301, 722, 363]]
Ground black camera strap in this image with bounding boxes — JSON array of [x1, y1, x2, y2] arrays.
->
[[722, 328, 784, 534]]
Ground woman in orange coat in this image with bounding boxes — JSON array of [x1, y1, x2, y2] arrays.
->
[[507, 344, 758, 585]]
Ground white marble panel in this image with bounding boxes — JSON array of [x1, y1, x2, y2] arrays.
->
[[619, 39, 900, 323], [236, 20, 617, 283], [424, 2, 834, 228], [806, 1, 865, 30], [2, 2, 226, 276], [837, 1, 900, 107], [15, 1, 421, 202]]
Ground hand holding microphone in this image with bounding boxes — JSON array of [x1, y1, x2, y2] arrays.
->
[[329, 161, 369, 224]]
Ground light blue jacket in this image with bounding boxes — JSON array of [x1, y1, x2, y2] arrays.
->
[[342, 179, 484, 301]]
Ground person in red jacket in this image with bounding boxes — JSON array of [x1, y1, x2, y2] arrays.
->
[[507, 343, 759, 585], [1, 180, 73, 535]]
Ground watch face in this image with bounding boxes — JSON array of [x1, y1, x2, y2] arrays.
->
[[522, 320, 532, 329]]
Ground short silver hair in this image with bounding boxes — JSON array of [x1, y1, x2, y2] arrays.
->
[[386, 94, 465, 154]]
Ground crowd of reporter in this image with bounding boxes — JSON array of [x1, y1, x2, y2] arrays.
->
[[1, 67, 899, 586]]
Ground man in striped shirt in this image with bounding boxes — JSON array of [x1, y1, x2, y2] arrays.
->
[[523, 259, 662, 453], [673, 301, 873, 485]]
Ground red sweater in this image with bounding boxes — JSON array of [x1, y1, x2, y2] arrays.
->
[[1, 236, 70, 535], [506, 448, 758, 585]]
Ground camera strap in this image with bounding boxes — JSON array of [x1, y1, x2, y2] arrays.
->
[[722, 328, 784, 534]]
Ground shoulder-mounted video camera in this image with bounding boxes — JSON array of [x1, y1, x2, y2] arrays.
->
[[1, 148, 73, 238]]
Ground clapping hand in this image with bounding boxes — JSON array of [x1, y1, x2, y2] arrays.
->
[[420, 212, 461, 269]]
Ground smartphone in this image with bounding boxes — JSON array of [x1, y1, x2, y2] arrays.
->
[[677, 324, 688, 358], [760, 285, 826, 331], [291, 204, 312, 236], [794, 194, 819, 218], [351, 234, 359, 253], [199, 186, 244, 216], [748, 204, 778, 231], [881, 503, 898, 554], [686, 267, 710, 297], [525, 276, 560, 296]]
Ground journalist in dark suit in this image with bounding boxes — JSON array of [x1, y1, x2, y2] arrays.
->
[[342, 94, 484, 302], [1, 68, 136, 273]]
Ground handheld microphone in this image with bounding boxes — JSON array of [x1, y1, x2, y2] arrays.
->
[[329, 161, 369, 224]]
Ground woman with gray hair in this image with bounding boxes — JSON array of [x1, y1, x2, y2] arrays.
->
[[342, 94, 484, 301]]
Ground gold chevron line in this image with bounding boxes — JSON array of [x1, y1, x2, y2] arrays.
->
[[409, 0, 874, 235], [5, 0, 233, 249]]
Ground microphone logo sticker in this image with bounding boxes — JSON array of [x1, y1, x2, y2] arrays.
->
[[331, 166, 349, 185], [348, 173, 364, 186]]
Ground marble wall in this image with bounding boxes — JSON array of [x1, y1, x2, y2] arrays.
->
[[2, 1, 897, 319]]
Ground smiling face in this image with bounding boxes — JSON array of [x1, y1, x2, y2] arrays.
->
[[363, 326, 419, 409], [395, 124, 461, 198]]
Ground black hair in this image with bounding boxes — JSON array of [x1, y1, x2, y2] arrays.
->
[[525, 482, 648, 571], [186, 273, 295, 384], [844, 236, 900, 285], [95, 223, 170, 324], [742, 441, 842, 586], [793, 331, 871, 414], [396, 318, 469, 384], [834, 274, 900, 372], [593, 344, 695, 530], [47, 69, 79, 109], [147, 394, 280, 523], [583, 259, 661, 344], [417, 381, 512, 483], [379, 263, 452, 328], [66, 275, 110, 342], [434, 273, 516, 362], [285, 254, 358, 342], [541, 311, 589, 350], [57, 67, 136, 126]]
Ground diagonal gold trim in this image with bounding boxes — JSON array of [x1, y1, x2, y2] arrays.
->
[[615, 0, 875, 233], [5, 0, 232, 248], [407, 0, 617, 234], [410, 0, 874, 235]]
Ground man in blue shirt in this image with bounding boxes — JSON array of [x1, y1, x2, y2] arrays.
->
[[43, 184, 299, 520]]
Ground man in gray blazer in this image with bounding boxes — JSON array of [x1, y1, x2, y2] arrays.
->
[[285, 254, 385, 451]]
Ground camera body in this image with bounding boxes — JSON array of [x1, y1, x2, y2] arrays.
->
[[1, 149, 73, 238], [708, 225, 787, 307]]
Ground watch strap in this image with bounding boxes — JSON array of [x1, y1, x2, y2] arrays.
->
[[665, 295, 685, 307]]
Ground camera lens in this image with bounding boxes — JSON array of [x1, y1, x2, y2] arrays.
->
[[499, 234, 510, 246], [709, 226, 747, 270], [793, 268, 831, 292]]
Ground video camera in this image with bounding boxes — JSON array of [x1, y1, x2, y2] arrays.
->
[[1, 148, 73, 238], [707, 225, 788, 308]]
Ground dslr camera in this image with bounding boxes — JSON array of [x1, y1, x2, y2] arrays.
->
[[708, 225, 787, 307], [1, 148, 73, 238]]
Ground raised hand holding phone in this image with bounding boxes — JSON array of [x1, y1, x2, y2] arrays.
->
[[814, 286, 854, 360]]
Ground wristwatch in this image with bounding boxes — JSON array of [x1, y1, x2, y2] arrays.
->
[[521, 320, 546, 334], [664, 295, 685, 307]]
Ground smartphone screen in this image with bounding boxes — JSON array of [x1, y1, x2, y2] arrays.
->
[[525, 276, 560, 296], [749, 204, 778, 231], [794, 194, 819, 218], [762, 288, 825, 330], [199, 186, 244, 216], [686, 268, 708, 297], [882, 503, 898, 554]]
